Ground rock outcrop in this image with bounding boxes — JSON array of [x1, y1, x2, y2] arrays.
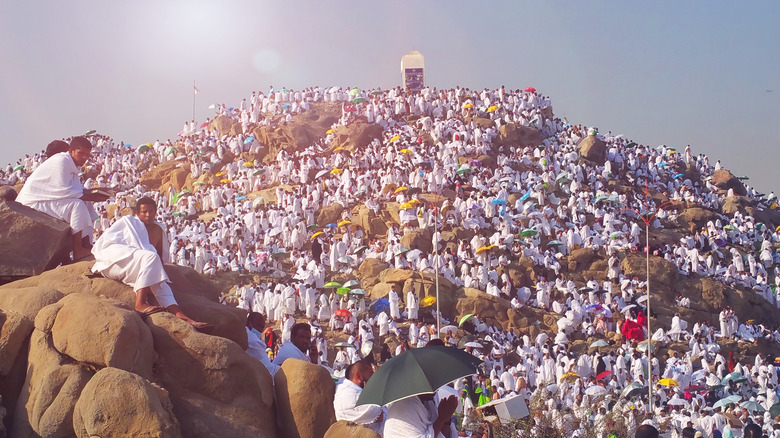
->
[[0, 201, 71, 278], [577, 135, 607, 163], [274, 358, 336, 438]]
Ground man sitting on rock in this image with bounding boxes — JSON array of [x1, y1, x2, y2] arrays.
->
[[333, 360, 385, 434], [91, 196, 210, 330], [16, 137, 106, 260]]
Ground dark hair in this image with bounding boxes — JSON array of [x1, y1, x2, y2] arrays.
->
[[635, 424, 659, 438], [46, 140, 69, 157], [426, 338, 445, 347], [743, 423, 763, 438], [291, 322, 310, 338], [247, 311, 265, 329], [69, 136, 92, 150], [135, 196, 157, 211]]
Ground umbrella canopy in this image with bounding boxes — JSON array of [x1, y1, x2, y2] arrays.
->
[[585, 385, 608, 396], [491, 199, 507, 206], [338, 220, 351, 227], [310, 231, 325, 241], [560, 372, 580, 383], [137, 144, 151, 153], [356, 346, 483, 407], [524, 87, 536, 93], [315, 169, 330, 179], [740, 400, 765, 413], [330, 168, 343, 174], [722, 372, 746, 386], [324, 281, 342, 288], [520, 229, 538, 237], [352, 97, 366, 104], [637, 340, 654, 353], [770, 402, 780, 418], [394, 186, 408, 193], [13, 165, 24, 172], [271, 251, 288, 259], [458, 313, 475, 327], [713, 398, 736, 410], [486, 105, 499, 113], [666, 397, 688, 407], [439, 325, 458, 334], [658, 378, 678, 387], [334, 342, 355, 348], [353, 245, 367, 254], [343, 280, 360, 288], [389, 135, 401, 143], [464, 342, 483, 348], [369, 298, 390, 314], [547, 240, 564, 246], [349, 289, 367, 296], [399, 148, 412, 155], [621, 382, 645, 398], [596, 370, 613, 380], [268, 227, 283, 237], [336, 287, 351, 295], [455, 167, 470, 175], [420, 296, 436, 307], [334, 309, 352, 319], [590, 340, 609, 348], [475, 245, 494, 255]]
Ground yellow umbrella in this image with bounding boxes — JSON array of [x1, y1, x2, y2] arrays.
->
[[399, 148, 412, 155], [475, 245, 495, 255], [220, 178, 231, 184], [215, 171, 226, 177], [326, 129, 335, 134], [310, 231, 324, 241], [463, 103, 474, 108], [389, 135, 401, 143], [560, 372, 580, 383], [420, 296, 436, 307], [658, 378, 678, 387], [338, 220, 351, 227], [394, 186, 408, 194], [487, 105, 499, 113], [243, 161, 254, 167], [334, 146, 345, 152], [331, 168, 343, 174], [407, 199, 421, 205], [400, 202, 415, 210]]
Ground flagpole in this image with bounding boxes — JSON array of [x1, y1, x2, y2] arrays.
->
[[192, 80, 196, 121]]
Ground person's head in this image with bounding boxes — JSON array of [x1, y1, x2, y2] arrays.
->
[[46, 140, 69, 158], [247, 312, 266, 331], [135, 197, 158, 224], [635, 424, 659, 438], [426, 338, 445, 347], [743, 423, 763, 438], [290, 322, 311, 353], [345, 360, 373, 388], [69, 136, 93, 166]]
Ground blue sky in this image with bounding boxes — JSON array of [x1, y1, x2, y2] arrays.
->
[[1, 1, 778, 192]]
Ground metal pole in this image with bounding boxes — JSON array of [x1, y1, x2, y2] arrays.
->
[[434, 179, 441, 336], [646, 222, 652, 412]]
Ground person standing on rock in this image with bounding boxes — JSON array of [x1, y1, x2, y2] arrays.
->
[[389, 284, 401, 321], [406, 289, 419, 322], [91, 197, 211, 330], [16, 136, 106, 260]]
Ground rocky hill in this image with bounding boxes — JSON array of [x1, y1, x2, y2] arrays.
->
[[2, 92, 780, 436]]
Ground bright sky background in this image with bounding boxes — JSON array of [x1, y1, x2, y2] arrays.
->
[[1, 1, 778, 192]]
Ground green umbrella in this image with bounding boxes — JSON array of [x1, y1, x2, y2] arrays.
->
[[324, 281, 342, 288], [456, 167, 470, 175], [769, 402, 780, 417], [84, 129, 97, 136], [355, 346, 483, 407], [621, 382, 644, 398], [352, 97, 366, 104], [336, 287, 351, 295], [458, 313, 475, 327], [13, 164, 24, 172], [137, 144, 151, 153], [520, 229, 537, 237]]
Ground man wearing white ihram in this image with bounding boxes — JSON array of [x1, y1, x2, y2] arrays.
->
[[16, 136, 105, 260], [91, 196, 211, 331]]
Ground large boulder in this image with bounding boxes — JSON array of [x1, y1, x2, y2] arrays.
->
[[50, 293, 154, 379], [678, 207, 721, 233], [274, 358, 336, 438], [139, 160, 181, 191], [400, 227, 433, 253], [317, 203, 345, 227], [721, 196, 752, 216], [456, 288, 511, 326], [0, 201, 72, 277], [711, 169, 746, 196], [357, 258, 390, 289], [73, 367, 181, 438], [323, 421, 382, 438], [0, 309, 33, 375], [0, 186, 17, 202], [146, 312, 277, 438], [330, 119, 385, 153], [577, 135, 607, 163]]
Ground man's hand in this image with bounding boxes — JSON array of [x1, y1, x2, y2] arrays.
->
[[437, 395, 458, 419]]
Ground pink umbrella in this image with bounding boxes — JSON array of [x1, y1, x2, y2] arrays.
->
[[525, 87, 536, 93]]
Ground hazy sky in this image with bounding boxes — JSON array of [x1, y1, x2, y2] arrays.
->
[[1, 1, 778, 192]]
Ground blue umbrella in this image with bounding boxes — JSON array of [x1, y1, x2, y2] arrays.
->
[[491, 199, 507, 206], [370, 298, 390, 314], [236, 196, 247, 201], [673, 173, 684, 179], [519, 192, 530, 202], [281, 104, 292, 109], [244, 136, 255, 144], [326, 223, 337, 228]]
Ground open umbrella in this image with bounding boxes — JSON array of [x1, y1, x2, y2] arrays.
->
[[547, 240, 564, 247], [349, 289, 367, 296], [315, 169, 331, 179], [338, 220, 351, 227], [310, 231, 325, 241], [491, 199, 507, 206], [334, 309, 352, 319], [399, 148, 412, 155], [590, 340, 609, 348], [713, 398, 736, 410], [336, 287, 351, 295], [324, 281, 342, 288], [475, 245, 494, 255], [369, 298, 390, 314], [388, 135, 401, 143], [458, 313, 475, 327], [486, 105, 499, 113], [637, 340, 654, 353], [560, 372, 580, 383], [12, 164, 24, 172], [658, 378, 678, 387], [400, 202, 415, 210], [137, 144, 151, 153], [394, 186, 408, 194], [585, 385, 608, 396], [596, 370, 613, 380], [334, 342, 355, 348], [343, 280, 360, 288], [439, 325, 458, 334], [330, 168, 343, 175], [740, 400, 765, 413], [621, 382, 644, 398], [770, 402, 780, 418], [353, 245, 367, 254], [420, 296, 436, 307], [455, 167, 470, 175], [352, 97, 366, 104], [338, 256, 354, 264], [356, 346, 483, 407], [464, 342, 483, 349], [268, 227, 283, 237], [520, 229, 538, 237], [271, 251, 288, 259], [524, 87, 536, 93], [722, 372, 745, 386]]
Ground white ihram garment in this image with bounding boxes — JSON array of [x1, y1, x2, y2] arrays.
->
[[91, 215, 176, 308]]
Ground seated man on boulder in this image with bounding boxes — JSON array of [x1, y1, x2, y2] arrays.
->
[[273, 322, 317, 366], [16, 136, 106, 260], [91, 196, 210, 330]]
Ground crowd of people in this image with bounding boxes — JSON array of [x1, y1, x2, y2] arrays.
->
[[6, 83, 780, 437]]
